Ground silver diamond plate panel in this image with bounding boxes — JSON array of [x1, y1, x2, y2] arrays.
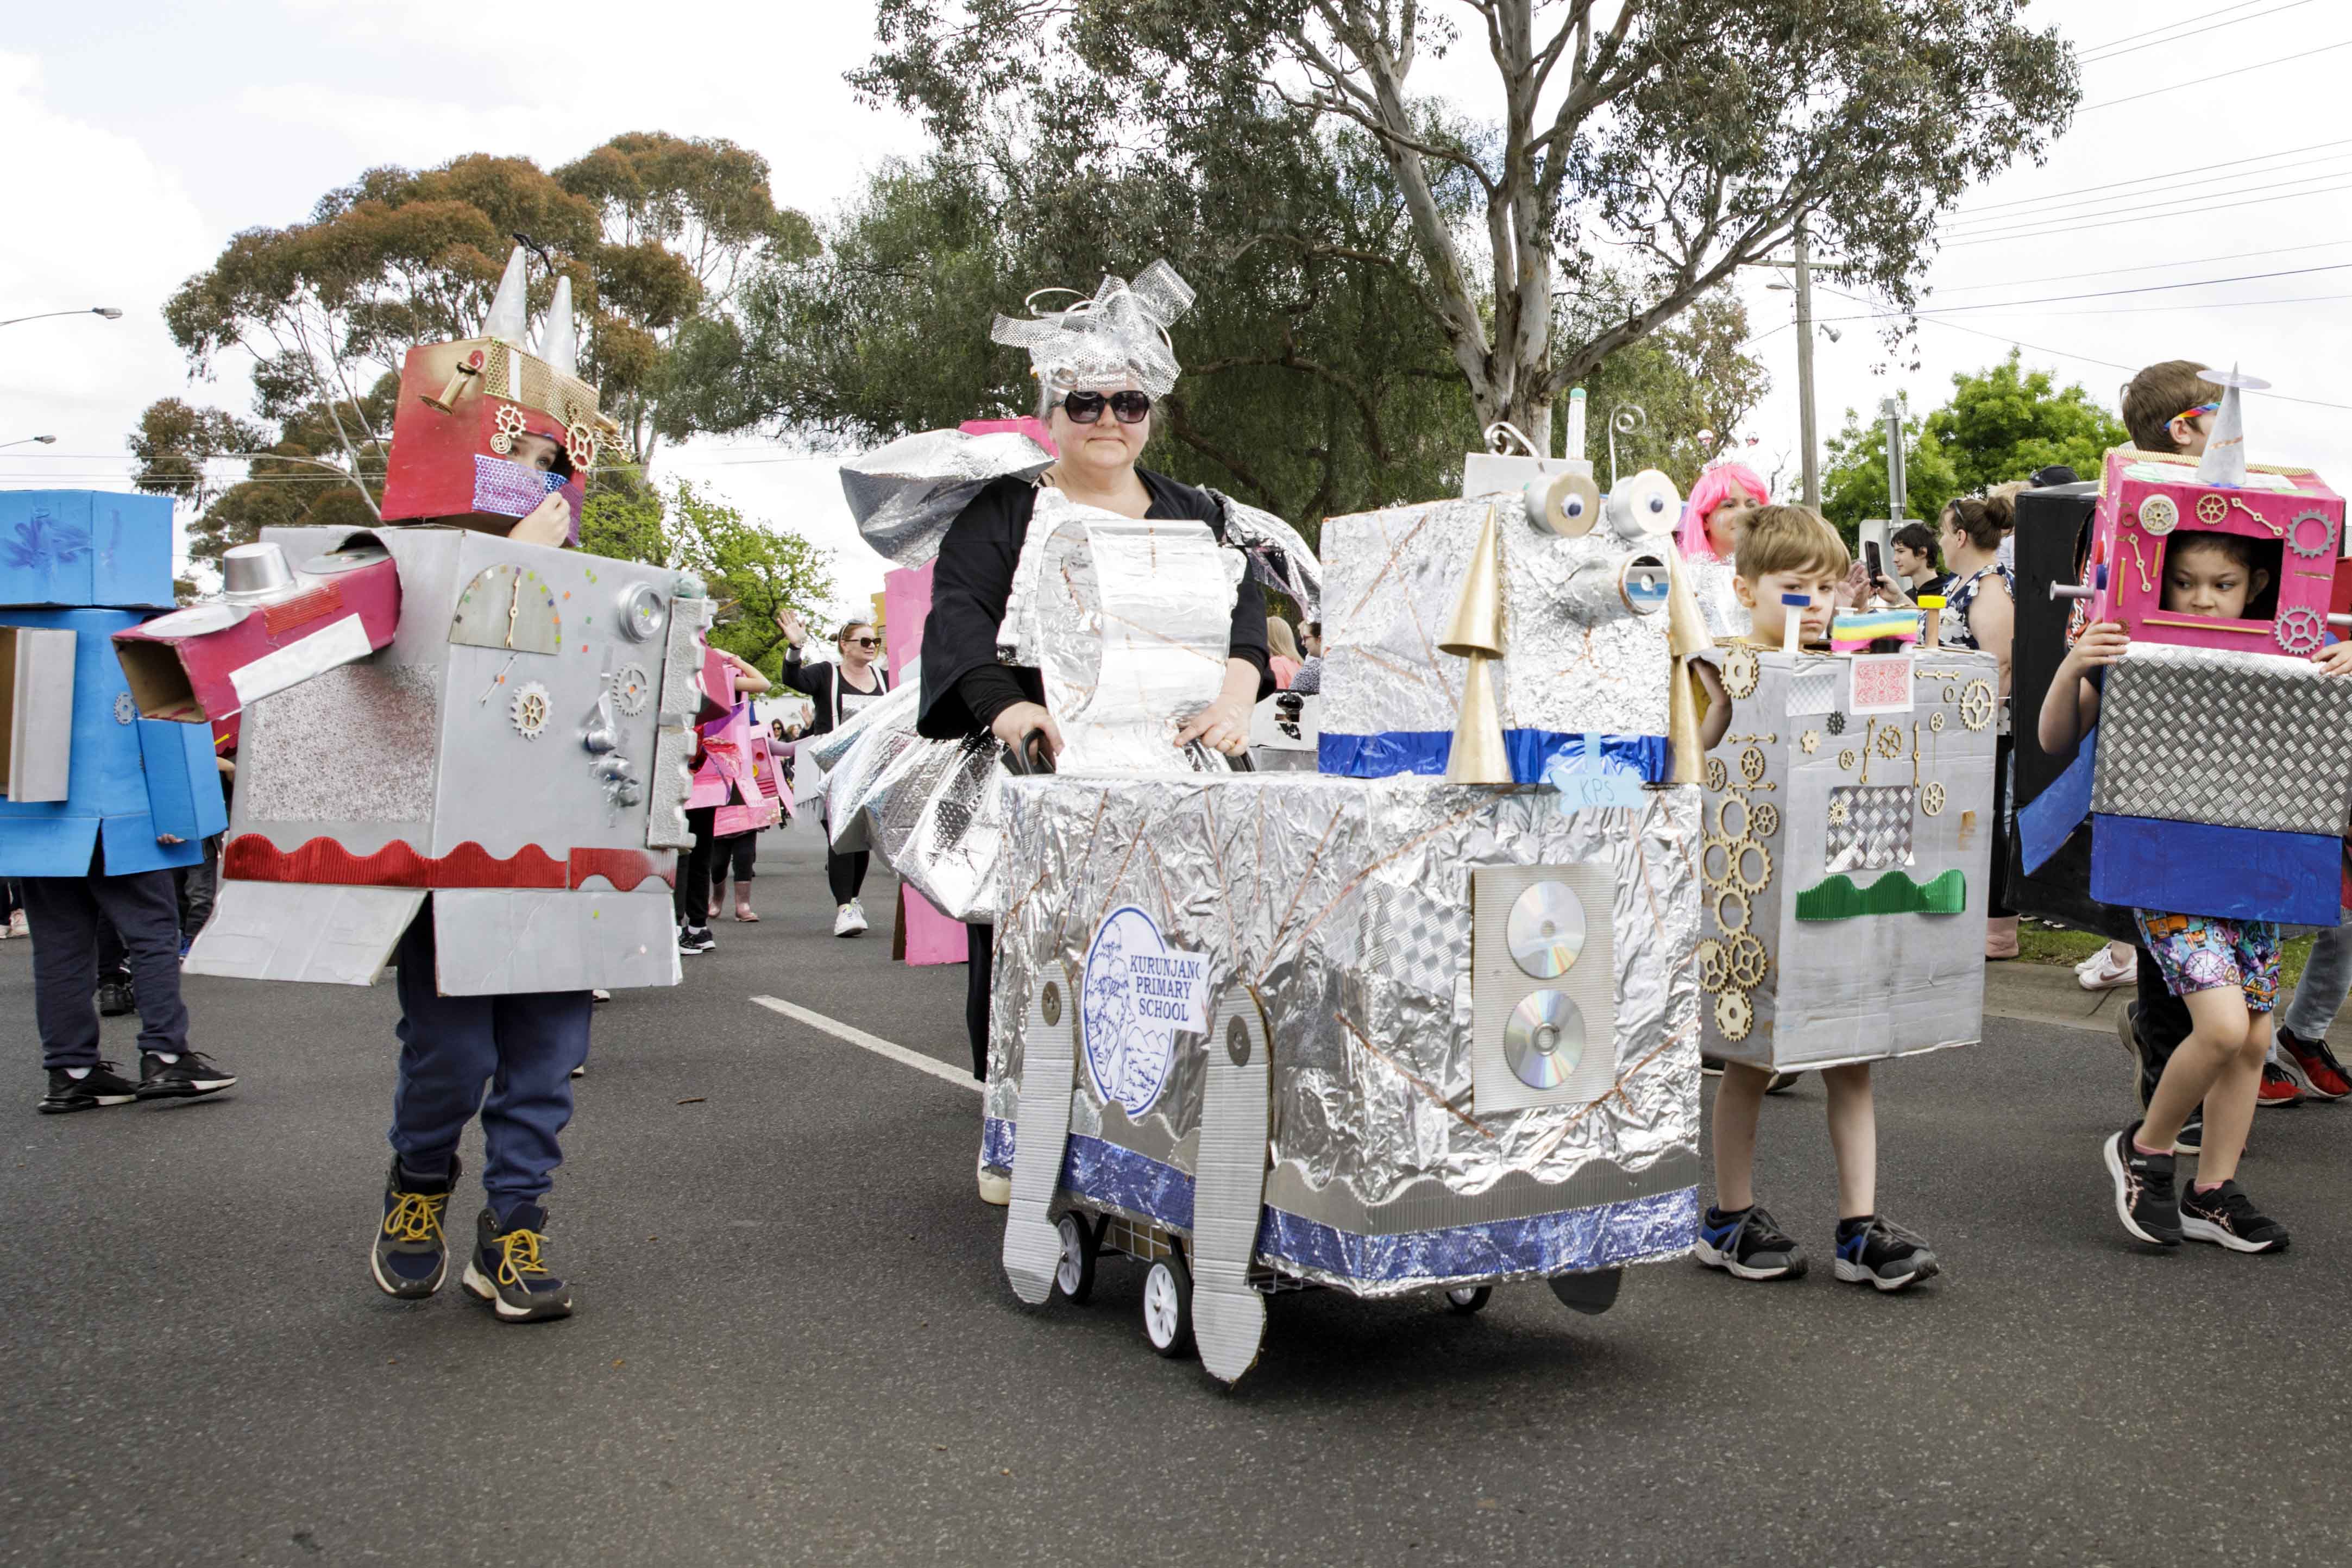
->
[[2092, 643, 2352, 836], [1826, 785, 1915, 874]]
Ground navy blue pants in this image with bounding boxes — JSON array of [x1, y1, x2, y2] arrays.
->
[[22, 867, 189, 1069], [388, 910, 590, 1219]]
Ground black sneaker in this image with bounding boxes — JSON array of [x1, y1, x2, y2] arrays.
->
[[2104, 1123, 2183, 1246], [678, 924, 715, 955], [1700, 1056, 1725, 1078], [134, 1050, 236, 1101], [38, 1060, 139, 1114], [2179, 1180, 2290, 1254], [1833, 1214, 1940, 1292], [371, 1155, 459, 1299], [1695, 1203, 1808, 1281], [1764, 1070, 1803, 1095], [460, 1203, 573, 1322], [2172, 1109, 2203, 1156], [96, 975, 134, 1017]]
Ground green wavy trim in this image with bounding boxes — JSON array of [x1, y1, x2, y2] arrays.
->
[[1793, 867, 1969, 922]]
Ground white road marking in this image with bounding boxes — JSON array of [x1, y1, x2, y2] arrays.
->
[[752, 994, 981, 1094]]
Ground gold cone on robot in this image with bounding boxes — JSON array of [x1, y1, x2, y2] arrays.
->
[[1440, 505, 1510, 784], [1444, 653, 1511, 783], [1438, 505, 1506, 658]]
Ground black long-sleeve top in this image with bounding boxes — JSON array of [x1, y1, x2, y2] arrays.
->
[[915, 470, 1273, 740]]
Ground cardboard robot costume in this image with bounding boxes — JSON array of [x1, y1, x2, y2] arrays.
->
[[117, 247, 715, 995], [2020, 371, 2352, 926]]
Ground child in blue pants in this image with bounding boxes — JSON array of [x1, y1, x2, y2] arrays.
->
[[372, 906, 590, 1321]]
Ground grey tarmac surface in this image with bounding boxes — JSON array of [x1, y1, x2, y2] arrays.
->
[[5, 823, 2350, 1566]]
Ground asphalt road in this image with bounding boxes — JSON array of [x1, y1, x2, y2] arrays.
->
[[7, 822, 2351, 1566]]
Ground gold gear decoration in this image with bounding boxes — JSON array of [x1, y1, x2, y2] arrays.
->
[[1716, 791, 1751, 842], [1715, 989, 1753, 1044], [1715, 887, 1750, 934], [1696, 939, 1727, 993], [1800, 730, 1821, 754], [1705, 757, 1728, 792], [2195, 493, 2228, 527], [509, 681, 551, 739], [490, 404, 528, 456], [1725, 933, 1769, 989], [1739, 746, 1766, 784], [1828, 798, 1851, 827], [1720, 644, 1760, 700], [566, 420, 600, 474], [1922, 782, 1946, 816], [1875, 725, 1904, 758], [1701, 836, 1736, 886], [1728, 839, 1773, 897], [1930, 710, 1946, 733], [1838, 748, 1857, 771], [2139, 494, 2179, 535], [1959, 679, 1996, 732], [1751, 803, 1780, 839]]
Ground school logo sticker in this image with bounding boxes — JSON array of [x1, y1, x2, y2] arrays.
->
[[1080, 906, 1211, 1118]]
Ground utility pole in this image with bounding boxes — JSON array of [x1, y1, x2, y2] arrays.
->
[[1794, 221, 1819, 508], [1881, 396, 1908, 521]]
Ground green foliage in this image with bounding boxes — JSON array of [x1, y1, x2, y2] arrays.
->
[[858, 0, 2079, 442], [1822, 351, 2127, 536], [129, 380, 396, 566], [580, 478, 834, 674], [1571, 287, 1771, 484]]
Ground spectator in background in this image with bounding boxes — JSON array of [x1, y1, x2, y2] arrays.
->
[[1266, 616, 1304, 689], [1292, 621, 1324, 696], [776, 609, 892, 937], [675, 649, 771, 956], [1889, 522, 1951, 601], [1938, 493, 2018, 960], [1675, 463, 1771, 563]]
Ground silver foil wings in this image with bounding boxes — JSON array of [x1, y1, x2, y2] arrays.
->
[[838, 428, 1053, 571], [989, 260, 1196, 398]]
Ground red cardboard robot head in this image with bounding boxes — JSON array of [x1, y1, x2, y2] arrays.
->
[[380, 252, 620, 543]]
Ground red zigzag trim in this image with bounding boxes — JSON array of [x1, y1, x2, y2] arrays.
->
[[223, 835, 674, 891]]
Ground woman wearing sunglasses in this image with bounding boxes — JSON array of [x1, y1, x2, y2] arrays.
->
[[778, 609, 893, 937], [918, 264, 1275, 1177]]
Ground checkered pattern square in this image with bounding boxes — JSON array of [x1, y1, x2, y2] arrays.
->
[[472, 455, 564, 518], [1364, 881, 1468, 998], [1826, 785, 1915, 874], [1788, 663, 1840, 716], [2094, 644, 2352, 836]]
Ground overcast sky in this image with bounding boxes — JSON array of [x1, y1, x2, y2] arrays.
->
[[7, 1, 2348, 614]]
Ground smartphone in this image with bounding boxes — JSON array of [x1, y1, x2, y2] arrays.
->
[[1863, 539, 1886, 584]]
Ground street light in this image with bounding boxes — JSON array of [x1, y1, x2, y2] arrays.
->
[[0, 307, 124, 328], [0, 436, 59, 450]]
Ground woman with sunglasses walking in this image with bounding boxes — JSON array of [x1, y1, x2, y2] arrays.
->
[[777, 610, 892, 936], [919, 261, 1273, 1202]]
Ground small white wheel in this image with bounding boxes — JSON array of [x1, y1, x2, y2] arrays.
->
[[1053, 1213, 1097, 1303], [1444, 1285, 1492, 1315], [1142, 1255, 1195, 1357]]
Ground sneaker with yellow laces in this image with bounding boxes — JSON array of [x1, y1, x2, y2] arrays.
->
[[372, 1155, 457, 1299], [461, 1202, 574, 1323]]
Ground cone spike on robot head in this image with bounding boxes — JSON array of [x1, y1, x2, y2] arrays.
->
[[536, 275, 578, 377], [1438, 504, 1506, 658], [2194, 363, 2268, 487], [483, 245, 531, 348]]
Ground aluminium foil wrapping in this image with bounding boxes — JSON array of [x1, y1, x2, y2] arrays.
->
[[1319, 497, 1672, 748], [982, 772, 1702, 1297], [1207, 487, 1322, 621], [1682, 557, 1750, 641], [837, 429, 1053, 570], [2090, 643, 2352, 837]]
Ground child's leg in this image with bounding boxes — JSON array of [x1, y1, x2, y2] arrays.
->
[[19, 876, 103, 1070], [1821, 1062, 1876, 1218], [388, 912, 500, 1180], [2142, 986, 2256, 1151], [1711, 1062, 1770, 1212], [479, 991, 593, 1223], [2281, 914, 2352, 1043], [2194, 1002, 2269, 1186]]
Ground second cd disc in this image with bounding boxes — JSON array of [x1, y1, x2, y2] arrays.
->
[[1503, 988, 1585, 1091], [1507, 879, 1588, 979]]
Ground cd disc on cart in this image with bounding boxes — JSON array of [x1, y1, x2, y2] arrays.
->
[[1503, 989, 1585, 1091], [1507, 879, 1588, 979]]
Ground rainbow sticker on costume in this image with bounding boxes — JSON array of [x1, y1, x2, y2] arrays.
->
[[1829, 609, 1917, 653], [1080, 906, 1210, 1118]]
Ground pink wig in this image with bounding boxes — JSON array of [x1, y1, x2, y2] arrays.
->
[[1675, 463, 1770, 562]]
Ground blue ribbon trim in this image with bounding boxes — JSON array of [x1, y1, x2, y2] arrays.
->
[[1317, 729, 1671, 785]]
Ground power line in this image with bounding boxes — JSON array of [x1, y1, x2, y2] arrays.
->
[[1942, 137, 2352, 222], [2076, 0, 2286, 57], [1940, 163, 2352, 241], [2078, 36, 2352, 111], [1940, 173, 2352, 247], [2077, 0, 2319, 66], [1858, 261, 2352, 318], [1921, 236, 2352, 295]]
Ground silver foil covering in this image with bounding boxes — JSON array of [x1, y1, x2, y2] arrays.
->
[[989, 260, 1196, 398], [2092, 643, 2352, 836], [984, 774, 1703, 1297], [1681, 556, 1750, 641], [838, 429, 1053, 570], [823, 717, 1012, 922], [242, 663, 441, 823], [1320, 496, 1674, 745], [1207, 488, 1322, 621]]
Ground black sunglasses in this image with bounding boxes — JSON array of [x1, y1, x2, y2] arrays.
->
[[1061, 389, 1153, 425], [845, 635, 881, 647]]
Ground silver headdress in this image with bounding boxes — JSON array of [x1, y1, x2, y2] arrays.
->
[[989, 260, 1196, 398]]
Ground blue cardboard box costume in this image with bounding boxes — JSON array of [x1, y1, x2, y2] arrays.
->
[[0, 492, 227, 871]]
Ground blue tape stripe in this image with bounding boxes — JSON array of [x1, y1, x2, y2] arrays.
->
[[1317, 729, 1671, 785]]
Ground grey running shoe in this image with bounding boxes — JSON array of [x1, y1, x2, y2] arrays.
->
[[1695, 1203, 1808, 1281]]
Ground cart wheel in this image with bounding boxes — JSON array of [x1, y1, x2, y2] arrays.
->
[[1053, 1212, 1098, 1304], [1443, 1286, 1493, 1315], [1142, 1255, 1196, 1357]]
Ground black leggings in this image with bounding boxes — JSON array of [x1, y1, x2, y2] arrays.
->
[[1990, 734, 2015, 920], [712, 832, 757, 887], [966, 922, 992, 1081], [826, 848, 870, 905], [674, 806, 715, 927]]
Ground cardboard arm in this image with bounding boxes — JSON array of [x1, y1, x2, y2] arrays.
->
[[136, 719, 229, 842], [113, 556, 401, 725]]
